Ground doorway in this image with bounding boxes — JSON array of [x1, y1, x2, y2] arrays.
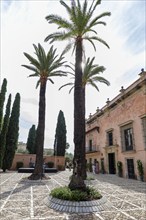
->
[[127, 159, 135, 179], [108, 153, 116, 174]]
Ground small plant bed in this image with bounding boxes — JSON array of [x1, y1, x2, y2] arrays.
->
[[50, 186, 102, 201]]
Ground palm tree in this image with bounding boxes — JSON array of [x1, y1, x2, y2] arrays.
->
[[22, 44, 66, 180], [59, 57, 110, 179], [45, 0, 111, 189]]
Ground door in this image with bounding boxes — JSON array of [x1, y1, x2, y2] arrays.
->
[[127, 159, 135, 179], [108, 153, 116, 174]]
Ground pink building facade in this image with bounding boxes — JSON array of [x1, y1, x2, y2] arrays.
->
[[86, 70, 146, 181]]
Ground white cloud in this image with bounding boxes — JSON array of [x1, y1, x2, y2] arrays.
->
[[1, 0, 145, 153]]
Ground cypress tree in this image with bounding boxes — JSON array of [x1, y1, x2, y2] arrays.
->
[[0, 78, 7, 132], [26, 125, 36, 154], [54, 110, 67, 156], [0, 94, 11, 168], [2, 93, 20, 172]]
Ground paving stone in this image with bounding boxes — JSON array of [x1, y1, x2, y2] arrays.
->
[[0, 171, 145, 219]]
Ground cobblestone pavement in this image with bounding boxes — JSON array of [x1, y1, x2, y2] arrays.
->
[[0, 170, 146, 220]]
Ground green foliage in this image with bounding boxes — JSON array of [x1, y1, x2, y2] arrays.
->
[[86, 163, 92, 172], [47, 161, 54, 168], [44, 149, 53, 155], [59, 57, 110, 93], [16, 161, 24, 170], [65, 152, 73, 161], [117, 161, 123, 177], [22, 44, 67, 89], [26, 125, 36, 154], [0, 78, 7, 132], [0, 94, 11, 168], [101, 159, 105, 174], [137, 160, 144, 176], [50, 186, 102, 201], [16, 149, 29, 154], [57, 165, 64, 171], [2, 93, 20, 172], [54, 110, 67, 156], [45, 0, 111, 53]]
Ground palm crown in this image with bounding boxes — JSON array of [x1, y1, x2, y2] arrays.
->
[[22, 43, 66, 87], [45, 0, 111, 54], [59, 57, 110, 93]]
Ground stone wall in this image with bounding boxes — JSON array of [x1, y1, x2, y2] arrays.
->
[[11, 154, 65, 170]]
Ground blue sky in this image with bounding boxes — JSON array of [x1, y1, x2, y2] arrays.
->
[[1, 0, 145, 153]]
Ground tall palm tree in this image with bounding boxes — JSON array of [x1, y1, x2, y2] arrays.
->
[[45, 0, 111, 189], [22, 44, 66, 180], [59, 57, 110, 179]]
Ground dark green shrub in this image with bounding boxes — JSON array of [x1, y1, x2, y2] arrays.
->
[[16, 161, 23, 170], [101, 160, 105, 174], [47, 161, 54, 168], [57, 165, 65, 171], [117, 161, 123, 177], [86, 163, 92, 172], [137, 160, 144, 181], [50, 186, 102, 201]]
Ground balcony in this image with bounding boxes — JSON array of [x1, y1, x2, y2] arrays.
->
[[86, 145, 100, 154]]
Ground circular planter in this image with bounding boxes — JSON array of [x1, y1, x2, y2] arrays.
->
[[46, 196, 111, 213]]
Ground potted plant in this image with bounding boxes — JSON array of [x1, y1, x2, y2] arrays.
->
[[101, 159, 105, 174], [137, 160, 144, 181], [117, 161, 123, 177]]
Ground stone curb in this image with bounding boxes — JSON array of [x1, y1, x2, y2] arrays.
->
[[46, 196, 112, 213]]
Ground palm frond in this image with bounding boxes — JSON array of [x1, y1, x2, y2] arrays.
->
[[23, 52, 40, 69], [36, 79, 40, 89], [62, 42, 73, 55], [92, 76, 110, 86], [88, 80, 100, 91], [47, 78, 54, 84], [84, 37, 96, 51], [21, 65, 38, 73], [59, 82, 74, 90], [46, 14, 72, 30], [28, 73, 39, 77], [50, 72, 67, 77], [69, 86, 74, 94], [90, 0, 101, 16], [89, 12, 111, 28], [89, 36, 110, 49], [91, 66, 106, 76], [60, 0, 72, 16]]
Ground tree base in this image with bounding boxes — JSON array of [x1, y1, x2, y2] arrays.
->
[[68, 174, 86, 191], [28, 173, 50, 180]]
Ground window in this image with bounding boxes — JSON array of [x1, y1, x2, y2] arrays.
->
[[141, 117, 146, 149], [107, 131, 113, 146], [121, 123, 134, 151], [89, 140, 92, 151], [124, 128, 133, 150]]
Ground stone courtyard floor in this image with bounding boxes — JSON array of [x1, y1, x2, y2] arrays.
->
[[0, 170, 146, 220]]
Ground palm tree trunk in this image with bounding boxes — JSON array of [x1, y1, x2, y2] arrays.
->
[[28, 78, 46, 180], [68, 38, 86, 190], [82, 87, 87, 180]]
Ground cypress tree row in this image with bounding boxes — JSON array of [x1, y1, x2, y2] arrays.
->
[[2, 93, 20, 172], [54, 110, 67, 156], [0, 94, 11, 168], [26, 124, 36, 154], [0, 78, 7, 132]]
